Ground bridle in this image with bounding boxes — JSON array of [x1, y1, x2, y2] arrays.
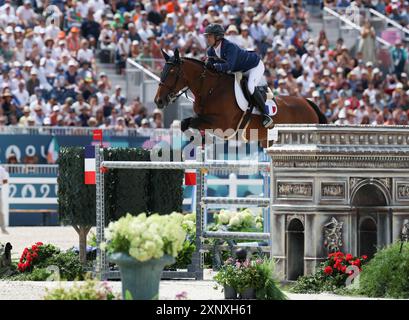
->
[[159, 60, 189, 104]]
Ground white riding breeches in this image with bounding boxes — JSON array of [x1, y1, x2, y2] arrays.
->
[[246, 60, 265, 95]]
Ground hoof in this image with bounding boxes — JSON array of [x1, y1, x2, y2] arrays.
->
[[181, 118, 191, 132]]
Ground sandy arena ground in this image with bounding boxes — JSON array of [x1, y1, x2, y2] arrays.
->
[[0, 227, 397, 300]]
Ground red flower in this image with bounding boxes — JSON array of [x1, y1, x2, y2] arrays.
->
[[31, 245, 38, 251], [324, 266, 333, 275], [354, 259, 361, 267], [36, 242, 43, 246], [345, 254, 353, 261], [361, 255, 368, 260], [341, 265, 347, 273]]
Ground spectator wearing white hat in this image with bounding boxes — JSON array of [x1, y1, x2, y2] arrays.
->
[[32, 104, 45, 126], [296, 69, 313, 96], [0, 1, 15, 16], [16, 0, 36, 28], [77, 39, 94, 65], [26, 68, 40, 96], [53, 40, 70, 62], [277, 79, 290, 96], [18, 106, 32, 127], [335, 107, 350, 125], [117, 31, 132, 58], [272, 28, 288, 51], [4, 26, 16, 48], [110, 85, 124, 105], [45, 16, 61, 40], [13, 80, 29, 107], [237, 24, 254, 50], [225, 24, 241, 45], [219, 6, 230, 26], [138, 20, 155, 44]]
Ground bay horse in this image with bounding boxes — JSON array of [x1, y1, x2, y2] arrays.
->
[[154, 49, 327, 147]]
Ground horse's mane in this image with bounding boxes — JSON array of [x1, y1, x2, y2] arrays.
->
[[181, 56, 233, 78], [182, 57, 205, 66]]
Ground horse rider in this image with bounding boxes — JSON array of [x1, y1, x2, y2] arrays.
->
[[203, 23, 273, 128]]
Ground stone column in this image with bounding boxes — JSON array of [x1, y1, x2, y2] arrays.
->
[[304, 214, 316, 275], [270, 212, 286, 280]]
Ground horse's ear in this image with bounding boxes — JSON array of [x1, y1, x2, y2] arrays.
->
[[161, 48, 170, 61], [174, 48, 180, 62]]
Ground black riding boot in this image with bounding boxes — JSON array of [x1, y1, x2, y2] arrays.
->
[[251, 89, 273, 128]]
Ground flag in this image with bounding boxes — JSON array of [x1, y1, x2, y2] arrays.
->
[[84, 145, 96, 185], [93, 129, 103, 142], [47, 137, 59, 164], [264, 100, 277, 116], [184, 169, 196, 186]]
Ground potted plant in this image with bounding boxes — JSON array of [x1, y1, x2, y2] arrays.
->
[[235, 259, 260, 299], [216, 256, 287, 300], [102, 212, 187, 300], [213, 261, 238, 299]]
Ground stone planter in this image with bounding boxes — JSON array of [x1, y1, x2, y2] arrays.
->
[[240, 288, 256, 299], [223, 285, 238, 299], [109, 252, 175, 300]]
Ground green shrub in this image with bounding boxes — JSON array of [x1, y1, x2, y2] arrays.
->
[[6, 267, 51, 281], [9, 244, 85, 281], [44, 279, 118, 300], [37, 250, 85, 281], [255, 259, 287, 300], [291, 251, 368, 294], [358, 241, 409, 299]]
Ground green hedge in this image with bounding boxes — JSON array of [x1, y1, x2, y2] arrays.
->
[[359, 241, 409, 299], [58, 146, 183, 226], [58, 147, 96, 227], [103, 148, 151, 221]]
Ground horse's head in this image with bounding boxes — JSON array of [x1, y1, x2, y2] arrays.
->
[[155, 48, 186, 109]]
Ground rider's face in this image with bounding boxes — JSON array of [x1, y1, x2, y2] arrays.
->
[[205, 34, 216, 47]]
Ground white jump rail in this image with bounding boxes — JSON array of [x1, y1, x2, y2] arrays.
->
[[96, 150, 272, 280]]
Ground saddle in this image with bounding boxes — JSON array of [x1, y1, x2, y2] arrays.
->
[[234, 73, 277, 113]]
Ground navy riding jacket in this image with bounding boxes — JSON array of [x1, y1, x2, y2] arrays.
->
[[207, 38, 260, 73]]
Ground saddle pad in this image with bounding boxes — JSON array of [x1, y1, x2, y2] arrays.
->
[[234, 73, 278, 116]]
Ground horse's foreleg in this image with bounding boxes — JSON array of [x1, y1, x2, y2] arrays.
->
[[189, 116, 207, 130], [181, 117, 192, 132]]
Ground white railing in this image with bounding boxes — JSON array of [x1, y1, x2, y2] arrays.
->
[[3, 164, 58, 175], [324, 6, 392, 47], [0, 125, 172, 137], [369, 8, 409, 38]]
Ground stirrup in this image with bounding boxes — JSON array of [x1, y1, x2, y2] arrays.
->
[[262, 115, 274, 128]]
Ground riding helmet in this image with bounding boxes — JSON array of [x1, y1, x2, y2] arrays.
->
[[204, 24, 225, 38]]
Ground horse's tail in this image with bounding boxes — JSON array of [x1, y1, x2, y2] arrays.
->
[[305, 98, 327, 124]]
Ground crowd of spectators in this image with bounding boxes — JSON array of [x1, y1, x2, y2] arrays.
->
[[0, 0, 409, 130]]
